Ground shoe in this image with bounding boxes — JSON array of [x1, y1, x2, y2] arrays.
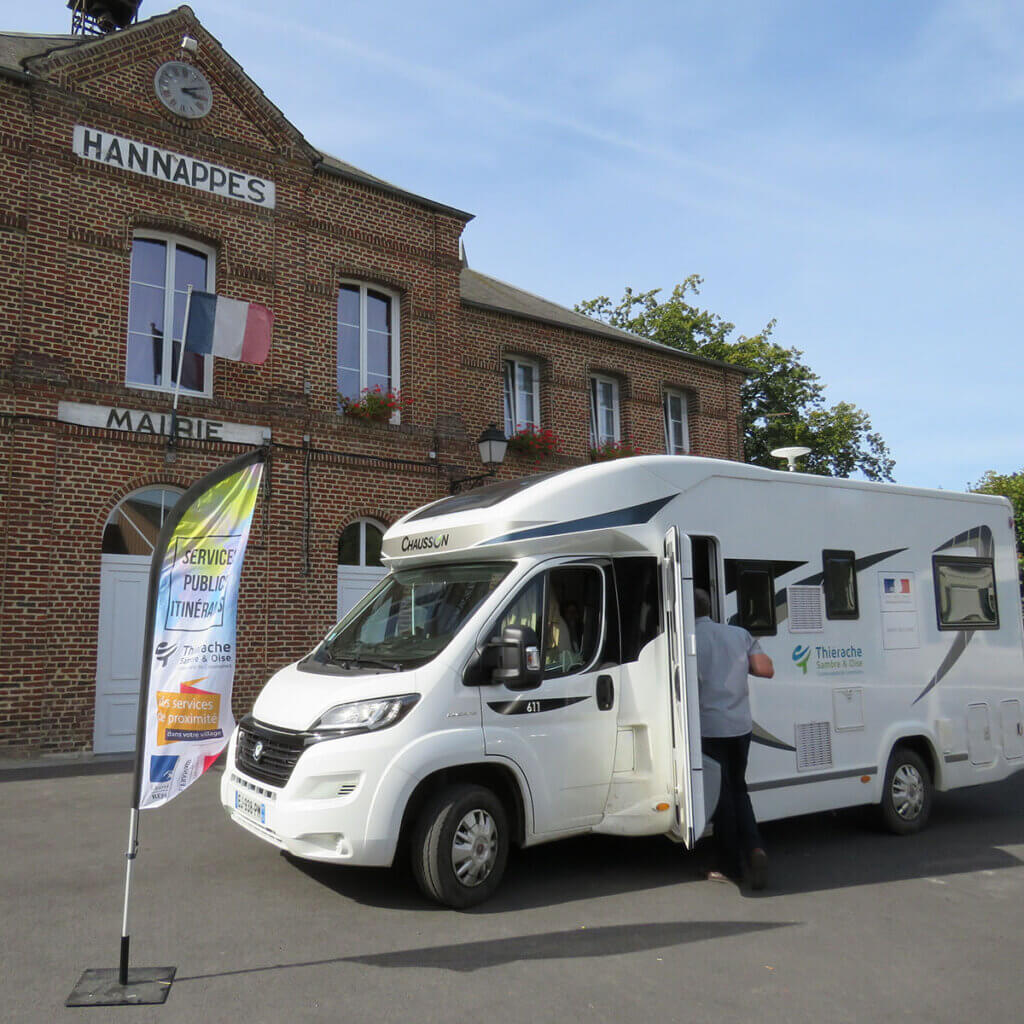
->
[[747, 848, 768, 891], [706, 870, 732, 884]]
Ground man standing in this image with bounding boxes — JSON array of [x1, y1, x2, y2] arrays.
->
[[693, 588, 774, 889]]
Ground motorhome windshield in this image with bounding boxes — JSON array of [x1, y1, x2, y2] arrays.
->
[[306, 562, 513, 673]]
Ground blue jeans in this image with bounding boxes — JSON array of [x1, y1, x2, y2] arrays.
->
[[702, 732, 763, 878]]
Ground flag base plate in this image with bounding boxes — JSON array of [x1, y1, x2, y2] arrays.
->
[[66, 967, 176, 1007]]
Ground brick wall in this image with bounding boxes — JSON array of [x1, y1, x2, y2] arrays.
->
[[0, 9, 744, 754]]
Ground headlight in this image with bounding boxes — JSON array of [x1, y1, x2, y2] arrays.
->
[[312, 694, 420, 735]]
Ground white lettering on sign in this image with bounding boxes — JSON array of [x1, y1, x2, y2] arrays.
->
[[72, 126, 276, 209], [58, 401, 270, 446]]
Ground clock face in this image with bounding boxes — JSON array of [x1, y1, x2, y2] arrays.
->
[[154, 61, 212, 120]]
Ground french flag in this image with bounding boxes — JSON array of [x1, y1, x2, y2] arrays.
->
[[184, 290, 272, 365]]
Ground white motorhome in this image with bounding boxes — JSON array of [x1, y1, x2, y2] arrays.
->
[[221, 456, 1024, 906]]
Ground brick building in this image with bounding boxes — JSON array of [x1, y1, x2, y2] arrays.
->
[[0, 6, 745, 756]]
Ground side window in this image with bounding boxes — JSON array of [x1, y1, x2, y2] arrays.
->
[[726, 560, 777, 636], [933, 557, 999, 630], [494, 566, 604, 679], [823, 549, 859, 619]]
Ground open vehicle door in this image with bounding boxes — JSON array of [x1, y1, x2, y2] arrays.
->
[[663, 527, 711, 847]]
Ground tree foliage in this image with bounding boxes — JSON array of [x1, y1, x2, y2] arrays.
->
[[970, 472, 1024, 594], [577, 276, 895, 481]]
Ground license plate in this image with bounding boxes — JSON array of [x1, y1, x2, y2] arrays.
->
[[234, 789, 266, 825]]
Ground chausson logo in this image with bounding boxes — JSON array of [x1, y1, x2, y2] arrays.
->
[[401, 533, 450, 552], [792, 645, 811, 675]]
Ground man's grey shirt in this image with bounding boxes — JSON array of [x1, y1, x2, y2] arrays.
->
[[694, 616, 763, 738]]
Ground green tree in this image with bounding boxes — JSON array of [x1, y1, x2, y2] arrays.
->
[[577, 276, 894, 481], [970, 470, 1024, 599]]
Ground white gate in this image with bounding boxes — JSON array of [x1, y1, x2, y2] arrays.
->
[[93, 554, 151, 753]]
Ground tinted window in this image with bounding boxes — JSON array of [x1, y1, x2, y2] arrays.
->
[[614, 556, 661, 660], [737, 566, 776, 635], [823, 549, 859, 619]]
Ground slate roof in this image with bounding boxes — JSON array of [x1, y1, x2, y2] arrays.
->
[[0, 31, 80, 71], [460, 267, 744, 371]]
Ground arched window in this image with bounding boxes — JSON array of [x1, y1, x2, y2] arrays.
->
[[337, 519, 386, 620], [102, 486, 184, 555], [127, 231, 216, 396], [338, 519, 384, 567]]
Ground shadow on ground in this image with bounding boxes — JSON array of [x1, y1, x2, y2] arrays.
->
[[176, 919, 796, 981], [286, 771, 1024, 911]]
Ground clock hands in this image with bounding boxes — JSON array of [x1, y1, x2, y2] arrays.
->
[[181, 87, 209, 99]]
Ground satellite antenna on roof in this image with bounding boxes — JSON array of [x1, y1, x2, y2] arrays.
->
[[68, 0, 142, 36], [770, 446, 811, 472]]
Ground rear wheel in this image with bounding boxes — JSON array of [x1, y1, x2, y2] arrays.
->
[[411, 784, 509, 908], [879, 746, 932, 835]]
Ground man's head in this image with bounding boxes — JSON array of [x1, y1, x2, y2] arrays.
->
[[694, 588, 712, 618]]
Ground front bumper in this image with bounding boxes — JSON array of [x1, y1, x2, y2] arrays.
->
[[219, 725, 410, 867]]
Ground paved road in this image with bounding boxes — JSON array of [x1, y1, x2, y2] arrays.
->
[[3, 764, 1023, 1023]]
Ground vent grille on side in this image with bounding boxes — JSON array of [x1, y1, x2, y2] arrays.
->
[[795, 721, 833, 771]]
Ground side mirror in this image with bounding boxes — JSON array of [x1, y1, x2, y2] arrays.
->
[[493, 625, 542, 691]]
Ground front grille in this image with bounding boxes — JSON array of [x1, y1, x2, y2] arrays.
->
[[236, 718, 307, 788]]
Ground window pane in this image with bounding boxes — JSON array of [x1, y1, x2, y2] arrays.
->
[[338, 367, 361, 401], [128, 283, 165, 335], [366, 290, 391, 334], [366, 329, 391, 381], [544, 567, 602, 678], [338, 523, 360, 565], [338, 324, 360, 373], [737, 568, 776, 634], [130, 238, 166, 287], [365, 524, 383, 567], [503, 361, 515, 435], [516, 363, 535, 427], [824, 551, 858, 618], [171, 341, 205, 391], [126, 332, 163, 386], [497, 576, 543, 639], [174, 246, 208, 292], [338, 285, 360, 328], [103, 487, 182, 554]]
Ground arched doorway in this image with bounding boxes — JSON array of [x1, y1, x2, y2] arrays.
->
[[337, 518, 386, 621], [94, 486, 182, 753]]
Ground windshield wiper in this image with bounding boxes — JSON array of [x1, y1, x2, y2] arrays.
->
[[328, 650, 402, 672]]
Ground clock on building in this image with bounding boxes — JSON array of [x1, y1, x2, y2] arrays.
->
[[154, 61, 212, 119]]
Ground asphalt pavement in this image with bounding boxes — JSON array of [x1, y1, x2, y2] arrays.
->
[[2, 763, 1023, 1023]]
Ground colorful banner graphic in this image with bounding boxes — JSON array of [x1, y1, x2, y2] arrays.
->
[[137, 454, 263, 809]]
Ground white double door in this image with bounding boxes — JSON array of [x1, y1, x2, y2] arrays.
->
[[93, 554, 150, 754]]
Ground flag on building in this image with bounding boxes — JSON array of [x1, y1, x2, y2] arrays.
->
[[184, 290, 272, 365]]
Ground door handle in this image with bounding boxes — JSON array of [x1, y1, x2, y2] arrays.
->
[[596, 674, 614, 711]]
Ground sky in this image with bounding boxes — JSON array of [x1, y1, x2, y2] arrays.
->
[[4, 0, 1021, 490]]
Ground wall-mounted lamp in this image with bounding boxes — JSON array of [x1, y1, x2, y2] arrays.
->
[[450, 423, 507, 493]]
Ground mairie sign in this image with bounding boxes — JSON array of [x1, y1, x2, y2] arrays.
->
[[72, 125, 276, 209], [58, 401, 269, 446]]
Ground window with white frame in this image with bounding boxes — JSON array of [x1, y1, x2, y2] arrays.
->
[[589, 374, 620, 447], [126, 232, 215, 395], [503, 357, 540, 436], [337, 282, 401, 408], [663, 389, 690, 454]]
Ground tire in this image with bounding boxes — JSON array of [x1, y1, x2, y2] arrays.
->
[[411, 784, 510, 908], [879, 747, 933, 835]]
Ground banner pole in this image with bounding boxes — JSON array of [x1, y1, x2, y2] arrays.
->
[[117, 808, 140, 986]]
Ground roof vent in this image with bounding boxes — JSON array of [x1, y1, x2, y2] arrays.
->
[[68, 0, 143, 36]]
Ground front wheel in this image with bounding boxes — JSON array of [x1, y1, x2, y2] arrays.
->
[[879, 747, 933, 835], [411, 784, 510, 908]]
